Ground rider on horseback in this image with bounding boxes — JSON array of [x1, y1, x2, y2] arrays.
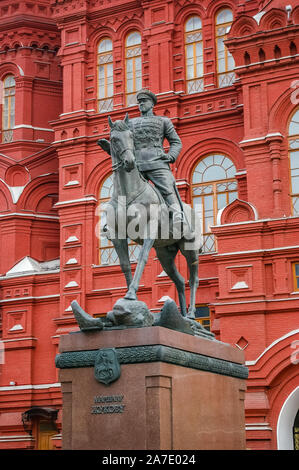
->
[[98, 88, 185, 228]]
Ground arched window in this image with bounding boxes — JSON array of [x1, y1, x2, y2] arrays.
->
[[98, 174, 140, 265], [185, 15, 204, 94], [125, 31, 142, 107], [2, 75, 15, 143], [97, 38, 113, 113], [215, 8, 235, 88], [289, 108, 299, 214], [192, 154, 237, 253]]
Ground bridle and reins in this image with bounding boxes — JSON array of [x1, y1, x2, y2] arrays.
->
[[109, 128, 150, 206], [110, 130, 136, 172]]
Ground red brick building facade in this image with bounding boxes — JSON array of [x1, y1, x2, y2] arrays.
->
[[0, 0, 298, 450]]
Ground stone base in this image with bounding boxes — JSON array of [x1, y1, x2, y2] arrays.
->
[[56, 327, 248, 450]]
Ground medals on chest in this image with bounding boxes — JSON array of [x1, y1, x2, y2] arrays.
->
[[132, 117, 163, 146]]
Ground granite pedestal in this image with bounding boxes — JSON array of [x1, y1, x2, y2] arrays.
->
[[56, 326, 248, 450]]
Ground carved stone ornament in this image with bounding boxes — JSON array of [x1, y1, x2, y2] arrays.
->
[[56, 345, 249, 381], [94, 348, 121, 385]]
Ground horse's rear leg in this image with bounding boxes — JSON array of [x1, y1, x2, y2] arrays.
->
[[111, 238, 132, 289], [125, 238, 155, 300], [187, 260, 199, 318], [156, 245, 187, 317], [179, 245, 199, 319]]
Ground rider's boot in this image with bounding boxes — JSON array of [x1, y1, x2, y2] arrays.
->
[[170, 204, 185, 239], [163, 194, 185, 238]]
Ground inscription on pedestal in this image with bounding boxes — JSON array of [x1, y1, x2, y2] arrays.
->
[[91, 394, 126, 414]]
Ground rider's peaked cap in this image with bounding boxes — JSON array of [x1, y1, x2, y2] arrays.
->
[[136, 89, 157, 105]]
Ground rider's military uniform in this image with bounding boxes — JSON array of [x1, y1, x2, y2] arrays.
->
[[130, 91, 182, 208]]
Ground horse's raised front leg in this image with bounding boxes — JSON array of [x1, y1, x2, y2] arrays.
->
[[111, 238, 133, 289], [155, 245, 187, 317], [125, 238, 155, 300]]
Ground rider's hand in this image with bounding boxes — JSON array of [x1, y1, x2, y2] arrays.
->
[[97, 138, 111, 155]]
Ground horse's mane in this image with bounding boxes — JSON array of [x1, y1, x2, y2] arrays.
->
[[112, 120, 130, 131]]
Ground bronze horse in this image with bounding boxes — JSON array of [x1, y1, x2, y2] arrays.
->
[[98, 114, 202, 318]]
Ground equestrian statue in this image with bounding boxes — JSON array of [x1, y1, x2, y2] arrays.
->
[[71, 89, 214, 339], [98, 89, 201, 318]]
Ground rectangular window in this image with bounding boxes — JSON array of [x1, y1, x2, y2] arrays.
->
[[125, 32, 142, 106], [215, 9, 235, 88], [2, 75, 15, 143], [97, 38, 113, 113], [185, 16, 204, 95], [292, 262, 299, 291], [195, 305, 210, 331]]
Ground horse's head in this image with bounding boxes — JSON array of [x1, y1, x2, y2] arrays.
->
[[108, 113, 135, 172]]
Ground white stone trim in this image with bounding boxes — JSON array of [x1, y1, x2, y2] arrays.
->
[[66, 258, 78, 265], [64, 281, 79, 288], [92, 285, 142, 292], [245, 329, 299, 366], [65, 235, 79, 243], [240, 132, 283, 145], [14, 125, 54, 132], [0, 212, 59, 220], [16, 64, 25, 76], [0, 271, 60, 280], [54, 196, 97, 206], [64, 180, 79, 186], [235, 54, 299, 70], [0, 382, 61, 392], [8, 186, 25, 203], [0, 294, 60, 302], [59, 109, 85, 117], [53, 135, 88, 144], [252, 11, 266, 24], [213, 298, 299, 307], [213, 214, 299, 229], [215, 244, 299, 256], [277, 386, 299, 450], [0, 382, 61, 391], [2, 336, 37, 343], [0, 435, 34, 442], [245, 422, 272, 431]]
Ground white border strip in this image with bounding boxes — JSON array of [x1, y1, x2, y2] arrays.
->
[[2, 336, 37, 343], [54, 196, 97, 206], [234, 54, 299, 71], [215, 244, 299, 256], [246, 329, 299, 366], [14, 125, 54, 132], [0, 294, 60, 302], [0, 382, 61, 391], [0, 212, 59, 220], [245, 422, 272, 431], [277, 386, 299, 450], [0, 435, 34, 442]]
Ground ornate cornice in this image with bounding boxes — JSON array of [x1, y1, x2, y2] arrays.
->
[[55, 343, 249, 380]]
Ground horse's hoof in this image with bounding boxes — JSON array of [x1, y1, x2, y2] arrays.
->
[[187, 312, 195, 319], [124, 291, 137, 301]]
